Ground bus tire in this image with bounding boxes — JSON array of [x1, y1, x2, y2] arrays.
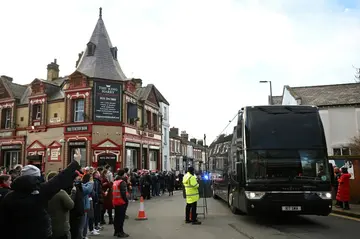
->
[[212, 186, 219, 199], [228, 190, 240, 214]]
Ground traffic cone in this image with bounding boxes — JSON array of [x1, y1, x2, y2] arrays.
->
[[135, 196, 148, 220]]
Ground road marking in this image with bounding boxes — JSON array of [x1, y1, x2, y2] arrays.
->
[[330, 213, 360, 222]]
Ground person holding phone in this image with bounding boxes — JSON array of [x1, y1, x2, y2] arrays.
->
[[0, 148, 82, 239]]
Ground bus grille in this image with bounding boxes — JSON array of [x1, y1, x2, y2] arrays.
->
[[265, 193, 306, 202]]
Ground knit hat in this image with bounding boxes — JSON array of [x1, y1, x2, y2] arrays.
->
[[21, 165, 41, 177]]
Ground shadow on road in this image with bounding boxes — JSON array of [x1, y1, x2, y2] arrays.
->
[[243, 215, 329, 233]]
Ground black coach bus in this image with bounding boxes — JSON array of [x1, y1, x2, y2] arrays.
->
[[212, 105, 334, 216]]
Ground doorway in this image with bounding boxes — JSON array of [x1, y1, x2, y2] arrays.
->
[[98, 154, 117, 172]]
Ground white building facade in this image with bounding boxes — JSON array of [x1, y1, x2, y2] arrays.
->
[[281, 84, 360, 159], [160, 102, 170, 171]]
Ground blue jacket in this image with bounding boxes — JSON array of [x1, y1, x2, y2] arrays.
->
[[82, 182, 94, 210]]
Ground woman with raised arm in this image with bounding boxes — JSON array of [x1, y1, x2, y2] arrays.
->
[[0, 148, 82, 239]]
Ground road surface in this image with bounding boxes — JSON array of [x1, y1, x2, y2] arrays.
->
[[96, 191, 360, 238]]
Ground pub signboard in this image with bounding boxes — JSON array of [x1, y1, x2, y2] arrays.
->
[[98, 155, 117, 161], [68, 141, 86, 147], [66, 125, 88, 133], [93, 81, 122, 122]]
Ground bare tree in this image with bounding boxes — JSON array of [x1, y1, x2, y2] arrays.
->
[[348, 136, 360, 155], [353, 65, 360, 82]]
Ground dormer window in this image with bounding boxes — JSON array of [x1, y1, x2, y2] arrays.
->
[[32, 104, 41, 121], [110, 47, 118, 60], [87, 42, 96, 56], [1, 108, 11, 129]]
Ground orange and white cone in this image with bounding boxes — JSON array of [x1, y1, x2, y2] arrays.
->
[[135, 196, 148, 220]]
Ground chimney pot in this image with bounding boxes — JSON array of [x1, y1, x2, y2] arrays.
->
[[47, 59, 60, 81], [132, 78, 142, 89]]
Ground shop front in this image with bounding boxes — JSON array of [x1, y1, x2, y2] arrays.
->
[[1, 143, 23, 169], [64, 125, 91, 168], [26, 140, 46, 171], [92, 139, 121, 172], [67, 140, 87, 168], [124, 142, 140, 170], [148, 145, 161, 171]]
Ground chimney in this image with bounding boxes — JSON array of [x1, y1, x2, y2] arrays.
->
[[75, 52, 84, 68], [197, 140, 203, 146], [1, 75, 13, 82], [170, 127, 179, 138], [181, 131, 189, 141], [190, 138, 197, 144], [47, 59, 59, 81], [132, 78, 142, 89]]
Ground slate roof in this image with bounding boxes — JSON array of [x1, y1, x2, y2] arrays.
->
[[75, 9, 127, 81], [135, 85, 152, 101], [20, 78, 65, 104], [153, 85, 169, 105], [286, 83, 360, 106], [270, 95, 282, 105], [0, 76, 27, 100], [134, 83, 169, 106]]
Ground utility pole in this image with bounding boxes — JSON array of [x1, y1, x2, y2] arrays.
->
[[204, 134, 208, 172], [259, 80, 273, 105]]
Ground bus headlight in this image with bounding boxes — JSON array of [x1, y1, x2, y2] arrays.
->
[[245, 191, 266, 200], [316, 192, 332, 199]]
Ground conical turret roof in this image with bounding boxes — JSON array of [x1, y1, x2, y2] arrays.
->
[[76, 8, 127, 81]]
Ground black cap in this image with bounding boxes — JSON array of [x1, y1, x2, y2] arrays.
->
[[188, 167, 194, 174]]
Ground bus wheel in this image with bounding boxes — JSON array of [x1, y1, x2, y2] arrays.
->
[[228, 191, 239, 214], [212, 186, 219, 199]]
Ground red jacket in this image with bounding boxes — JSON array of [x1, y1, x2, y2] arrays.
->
[[336, 173, 351, 202]]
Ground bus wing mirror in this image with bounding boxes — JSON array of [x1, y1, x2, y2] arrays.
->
[[235, 162, 243, 182], [328, 163, 335, 185]]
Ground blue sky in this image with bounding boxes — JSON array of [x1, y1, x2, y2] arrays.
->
[[1, 0, 360, 143]]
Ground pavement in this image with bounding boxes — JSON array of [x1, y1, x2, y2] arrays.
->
[[90, 191, 360, 239], [331, 202, 360, 218]]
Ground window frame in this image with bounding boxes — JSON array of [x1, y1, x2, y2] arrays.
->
[[32, 104, 42, 121], [73, 99, 85, 123], [333, 147, 351, 156]]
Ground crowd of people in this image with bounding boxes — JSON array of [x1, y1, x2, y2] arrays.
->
[[0, 149, 179, 239]]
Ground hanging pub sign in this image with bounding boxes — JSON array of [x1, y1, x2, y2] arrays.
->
[[68, 141, 86, 147], [66, 125, 88, 132], [93, 81, 122, 122], [98, 155, 117, 161]]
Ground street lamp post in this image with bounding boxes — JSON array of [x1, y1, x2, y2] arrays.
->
[[204, 134, 208, 172], [259, 80, 273, 105]]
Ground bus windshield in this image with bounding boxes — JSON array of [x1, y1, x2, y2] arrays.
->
[[246, 149, 330, 182], [245, 106, 325, 150]]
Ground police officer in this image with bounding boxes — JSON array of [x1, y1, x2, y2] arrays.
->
[[112, 169, 129, 238], [182, 167, 201, 225]]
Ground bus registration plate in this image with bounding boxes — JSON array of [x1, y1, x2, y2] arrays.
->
[[282, 206, 301, 211]]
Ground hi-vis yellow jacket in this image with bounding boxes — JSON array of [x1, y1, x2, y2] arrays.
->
[[182, 172, 200, 204]]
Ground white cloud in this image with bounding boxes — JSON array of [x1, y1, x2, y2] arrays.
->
[[1, 0, 360, 142]]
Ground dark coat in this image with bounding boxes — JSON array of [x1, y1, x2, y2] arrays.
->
[[0, 161, 80, 239], [92, 177, 104, 204], [167, 175, 175, 192], [101, 177, 113, 210], [0, 185, 11, 204]]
